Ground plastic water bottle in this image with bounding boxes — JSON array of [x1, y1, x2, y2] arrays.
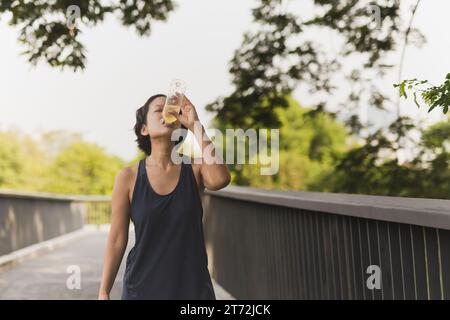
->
[[162, 79, 186, 124]]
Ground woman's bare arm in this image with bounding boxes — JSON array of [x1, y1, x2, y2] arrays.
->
[[167, 95, 231, 191], [98, 167, 133, 299], [194, 125, 231, 191]]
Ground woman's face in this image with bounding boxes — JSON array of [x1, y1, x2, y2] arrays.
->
[[141, 96, 181, 140]]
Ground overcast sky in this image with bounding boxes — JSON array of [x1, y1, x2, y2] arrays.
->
[[1, 0, 449, 161]]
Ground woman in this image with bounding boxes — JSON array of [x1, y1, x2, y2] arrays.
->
[[98, 94, 231, 300]]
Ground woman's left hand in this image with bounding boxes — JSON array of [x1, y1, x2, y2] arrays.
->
[[168, 95, 200, 132]]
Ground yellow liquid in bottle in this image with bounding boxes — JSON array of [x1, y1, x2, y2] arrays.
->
[[162, 104, 180, 123]]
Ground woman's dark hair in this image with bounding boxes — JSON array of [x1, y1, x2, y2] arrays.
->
[[134, 94, 187, 156]]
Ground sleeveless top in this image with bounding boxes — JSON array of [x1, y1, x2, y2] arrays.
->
[[121, 155, 216, 300]]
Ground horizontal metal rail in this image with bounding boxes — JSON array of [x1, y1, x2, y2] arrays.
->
[[202, 186, 450, 300]]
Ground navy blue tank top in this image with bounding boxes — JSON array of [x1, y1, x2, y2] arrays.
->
[[121, 155, 216, 300]]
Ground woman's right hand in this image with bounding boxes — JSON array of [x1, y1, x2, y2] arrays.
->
[[98, 292, 110, 300]]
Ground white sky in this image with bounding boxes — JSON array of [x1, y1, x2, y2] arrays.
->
[[1, 0, 449, 161]]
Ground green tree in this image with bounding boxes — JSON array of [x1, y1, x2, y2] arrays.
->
[[0, 129, 48, 191], [44, 141, 125, 195], [0, 0, 176, 70], [418, 120, 450, 198], [395, 73, 450, 114], [0, 128, 133, 195], [0, 130, 27, 189], [324, 117, 450, 199], [206, 0, 423, 133], [219, 96, 349, 190]]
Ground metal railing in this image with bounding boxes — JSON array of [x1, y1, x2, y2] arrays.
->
[[83, 197, 112, 226], [202, 186, 450, 300], [3, 187, 450, 300], [0, 190, 86, 255]]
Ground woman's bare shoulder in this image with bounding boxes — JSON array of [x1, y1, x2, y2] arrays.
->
[[114, 163, 140, 199], [116, 163, 138, 182]]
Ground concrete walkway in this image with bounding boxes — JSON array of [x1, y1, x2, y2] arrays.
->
[[0, 227, 233, 300]]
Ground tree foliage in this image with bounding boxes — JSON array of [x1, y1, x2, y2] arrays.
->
[[216, 96, 349, 189], [395, 73, 450, 114], [2, 0, 447, 198], [0, 0, 176, 70], [206, 0, 422, 131], [0, 129, 126, 195], [44, 141, 125, 195], [203, 0, 449, 198], [321, 116, 450, 199]]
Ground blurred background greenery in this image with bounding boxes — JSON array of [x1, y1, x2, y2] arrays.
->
[[1, 100, 448, 199], [0, 0, 448, 199]]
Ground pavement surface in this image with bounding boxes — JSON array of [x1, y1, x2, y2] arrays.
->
[[0, 227, 233, 300]]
